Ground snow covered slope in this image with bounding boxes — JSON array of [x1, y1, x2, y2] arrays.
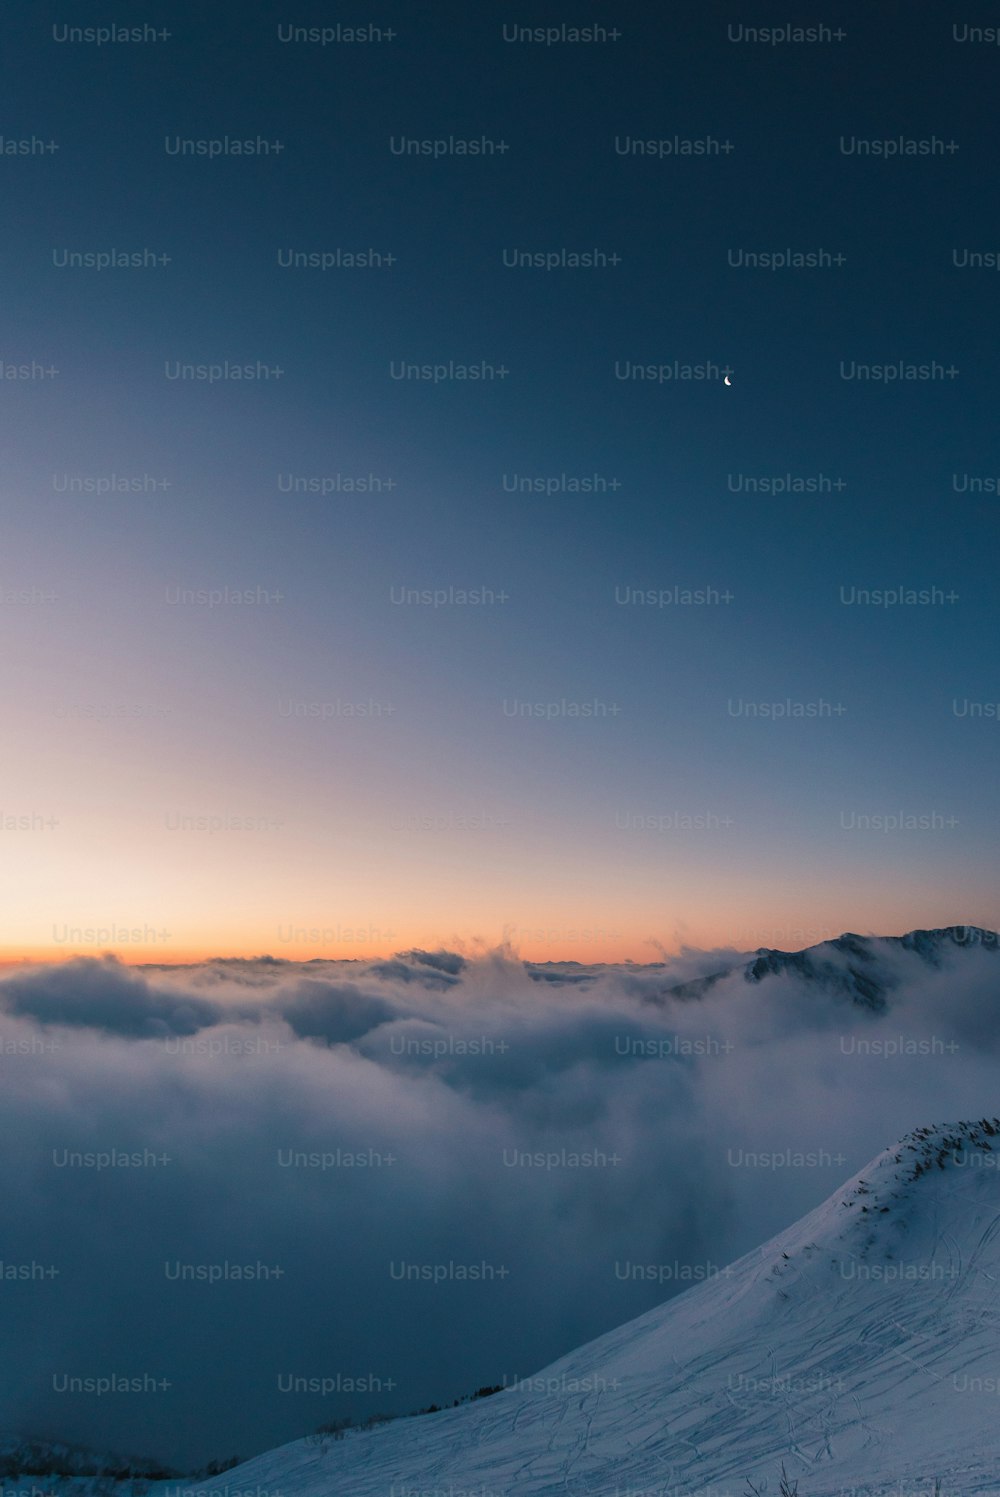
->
[[224, 1119, 1000, 1497]]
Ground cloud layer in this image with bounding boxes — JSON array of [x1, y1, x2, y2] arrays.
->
[[1, 933, 998, 1468]]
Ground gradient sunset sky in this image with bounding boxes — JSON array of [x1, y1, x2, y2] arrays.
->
[[3, 2, 999, 963]]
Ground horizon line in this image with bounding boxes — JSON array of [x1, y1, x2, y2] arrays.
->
[[0, 922, 996, 971]]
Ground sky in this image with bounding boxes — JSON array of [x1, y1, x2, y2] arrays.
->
[[3, 1, 1000, 964]]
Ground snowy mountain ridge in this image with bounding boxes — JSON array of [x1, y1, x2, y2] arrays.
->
[[7, 1121, 1000, 1496], [200, 1118, 1000, 1497], [662, 925, 999, 1009]]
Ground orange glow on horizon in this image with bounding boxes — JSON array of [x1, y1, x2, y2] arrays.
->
[[4, 910, 992, 971]]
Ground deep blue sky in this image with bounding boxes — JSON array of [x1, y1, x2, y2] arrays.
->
[[2, 1, 999, 961]]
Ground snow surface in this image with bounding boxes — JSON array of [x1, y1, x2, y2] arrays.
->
[[212, 1119, 1000, 1497]]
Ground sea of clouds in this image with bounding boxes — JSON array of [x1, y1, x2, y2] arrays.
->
[[1, 933, 998, 1467]]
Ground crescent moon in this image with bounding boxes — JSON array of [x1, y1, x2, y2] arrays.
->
[[724, 375, 732, 385]]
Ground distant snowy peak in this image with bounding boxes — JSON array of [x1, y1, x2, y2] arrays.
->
[[659, 925, 998, 1008], [895, 924, 999, 959], [742, 937, 888, 1007], [750, 923, 998, 972], [740, 924, 998, 1009]]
